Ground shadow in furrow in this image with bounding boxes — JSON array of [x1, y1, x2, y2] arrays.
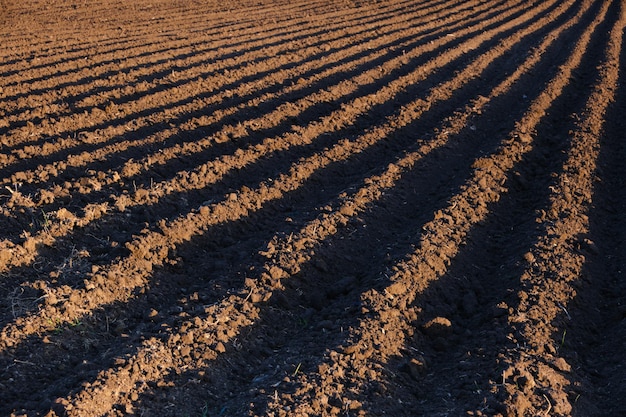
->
[[0, 11, 552, 410], [0, 0, 413, 117], [0, 0, 527, 290], [565, 16, 626, 417], [0, 4, 523, 334], [120, 14, 593, 415], [0, 0, 424, 130], [0, 0, 506, 183], [0, 0, 339, 81]]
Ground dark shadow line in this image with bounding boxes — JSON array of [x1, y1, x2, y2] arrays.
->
[[0, 0, 519, 193], [0, 0, 344, 77], [0, 0, 452, 142], [0, 0, 530, 252], [0, 5, 577, 411], [123, 28, 580, 414], [0, 0, 420, 97]]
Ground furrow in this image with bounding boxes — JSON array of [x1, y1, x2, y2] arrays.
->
[[0, 0, 493, 188], [497, 1, 624, 415], [0, 0, 527, 276], [0, 0, 491, 196], [0, 0, 421, 121], [263, 1, 612, 415], [3, 0, 622, 415], [0, 0, 418, 151], [36, 0, 583, 413]]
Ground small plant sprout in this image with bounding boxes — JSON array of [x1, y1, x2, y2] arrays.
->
[[40, 209, 51, 233], [293, 362, 302, 377]]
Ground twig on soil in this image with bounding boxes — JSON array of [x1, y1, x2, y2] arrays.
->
[[243, 288, 254, 303], [557, 302, 571, 320], [9, 287, 47, 319], [542, 394, 552, 416], [292, 362, 302, 376], [13, 359, 37, 366], [9, 287, 24, 319]]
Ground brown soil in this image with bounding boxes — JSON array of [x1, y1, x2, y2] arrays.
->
[[1, 0, 625, 416]]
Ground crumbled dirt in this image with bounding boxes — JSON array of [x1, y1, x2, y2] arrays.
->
[[0, 0, 624, 416]]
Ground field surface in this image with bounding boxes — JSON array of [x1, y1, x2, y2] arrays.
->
[[1, 0, 625, 416]]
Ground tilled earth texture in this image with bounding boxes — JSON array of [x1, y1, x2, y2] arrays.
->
[[0, 0, 625, 416]]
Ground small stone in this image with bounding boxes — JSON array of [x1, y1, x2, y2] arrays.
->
[[518, 133, 532, 143], [268, 266, 286, 280], [348, 400, 362, 410], [407, 356, 428, 380], [551, 357, 571, 373], [182, 332, 194, 344], [524, 252, 535, 263], [250, 292, 264, 303], [386, 281, 406, 296], [343, 345, 358, 355], [422, 317, 452, 338]]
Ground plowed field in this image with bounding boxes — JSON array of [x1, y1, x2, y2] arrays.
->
[[1, 0, 625, 416]]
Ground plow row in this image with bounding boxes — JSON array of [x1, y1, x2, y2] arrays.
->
[[0, 0, 624, 415]]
